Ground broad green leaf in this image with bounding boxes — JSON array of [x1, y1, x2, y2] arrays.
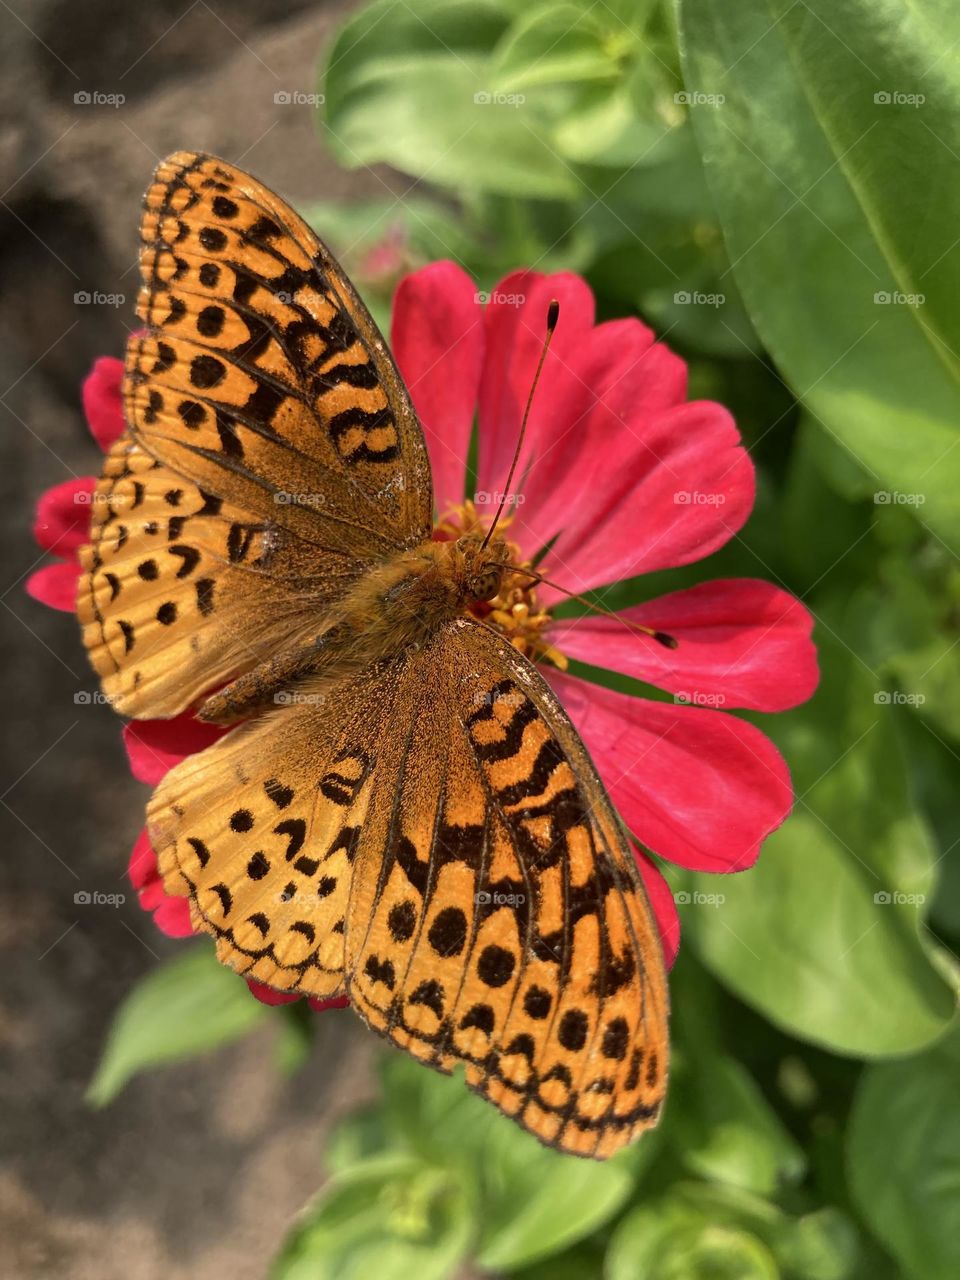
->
[[848, 1026, 960, 1280], [677, 0, 960, 553], [608, 1183, 858, 1280], [673, 618, 955, 1056], [492, 4, 624, 91], [670, 1052, 805, 1194], [321, 0, 579, 198], [87, 945, 269, 1105], [272, 1154, 474, 1280], [475, 1113, 635, 1269]]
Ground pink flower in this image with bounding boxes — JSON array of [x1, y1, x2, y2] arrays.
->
[[28, 266, 817, 1006]]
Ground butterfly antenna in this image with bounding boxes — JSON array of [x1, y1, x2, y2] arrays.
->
[[495, 563, 678, 649], [480, 298, 560, 552]]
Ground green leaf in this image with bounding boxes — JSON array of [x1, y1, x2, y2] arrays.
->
[[272, 1154, 474, 1280], [87, 944, 269, 1105], [670, 1052, 805, 1195], [474, 1115, 636, 1269], [677, 0, 960, 553], [848, 1025, 960, 1279], [492, 4, 623, 91], [321, 0, 579, 199], [673, 617, 956, 1056], [608, 1182, 858, 1280]]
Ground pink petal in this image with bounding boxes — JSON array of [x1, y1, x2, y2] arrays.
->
[[33, 477, 97, 554], [391, 262, 484, 515], [127, 828, 193, 937], [499, 317, 688, 562], [247, 980, 301, 1006], [633, 849, 680, 969], [552, 580, 818, 712], [25, 560, 80, 612], [123, 714, 227, 785], [549, 671, 792, 873], [151, 896, 194, 939], [537, 400, 755, 602], [128, 828, 156, 890], [82, 356, 126, 450], [308, 995, 350, 1013], [475, 270, 596, 523]]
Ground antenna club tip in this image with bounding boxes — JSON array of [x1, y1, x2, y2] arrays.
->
[[653, 631, 678, 650], [547, 298, 560, 330]]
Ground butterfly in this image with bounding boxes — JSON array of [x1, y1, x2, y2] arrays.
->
[[76, 151, 669, 1158]]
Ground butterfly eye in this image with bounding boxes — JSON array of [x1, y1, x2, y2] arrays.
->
[[471, 571, 501, 602]]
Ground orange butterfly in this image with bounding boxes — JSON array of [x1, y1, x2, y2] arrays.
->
[[76, 152, 668, 1158]]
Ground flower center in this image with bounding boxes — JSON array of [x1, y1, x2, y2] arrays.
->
[[434, 500, 568, 670]]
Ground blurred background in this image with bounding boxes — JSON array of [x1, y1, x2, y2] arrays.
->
[[2, 1, 958, 1278]]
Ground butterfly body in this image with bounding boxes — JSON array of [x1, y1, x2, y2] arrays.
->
[[77, 151, 669, 1158], [199, 532, 511, 724]]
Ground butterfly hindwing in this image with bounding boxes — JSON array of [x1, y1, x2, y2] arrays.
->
[[77, 434, 362, 716]]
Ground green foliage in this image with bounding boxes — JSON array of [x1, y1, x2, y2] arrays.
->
[[87, 944, 269, 1105]]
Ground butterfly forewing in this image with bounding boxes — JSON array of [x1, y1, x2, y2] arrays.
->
[[127, 151, 432, 552]]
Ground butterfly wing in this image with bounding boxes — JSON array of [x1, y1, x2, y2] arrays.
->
[[147, 620, 668, 1157], [127, 151, 432, 552], [346, 621, 669, 1158], [78, 151, 432, 717]]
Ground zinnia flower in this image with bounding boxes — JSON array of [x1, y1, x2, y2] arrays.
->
[[27, 265, 817, 1009]]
